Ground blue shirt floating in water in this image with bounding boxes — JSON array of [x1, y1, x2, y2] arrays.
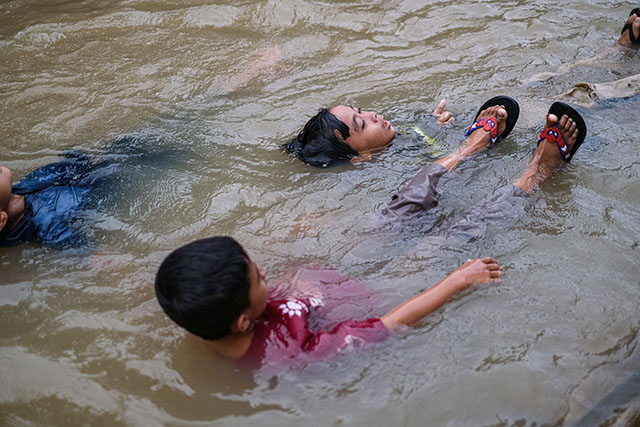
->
[[1, 151, 96, 248], [1, 134, 196, 249]]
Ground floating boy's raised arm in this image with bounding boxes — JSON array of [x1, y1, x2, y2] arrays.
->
[[380, 257, 502, 330]]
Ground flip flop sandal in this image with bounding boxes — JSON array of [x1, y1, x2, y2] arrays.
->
[[465, 95, 520, 147], [537, 102, 587, 163], [620, 8, 640, 44]]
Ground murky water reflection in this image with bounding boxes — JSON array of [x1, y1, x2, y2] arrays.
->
[[1, 0, 639, 425]]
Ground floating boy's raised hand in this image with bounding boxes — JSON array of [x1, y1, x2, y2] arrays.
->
[[432, 99, 455, 128]]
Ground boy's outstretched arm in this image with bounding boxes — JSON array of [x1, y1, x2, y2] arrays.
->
[[380, 257, 502, 330]]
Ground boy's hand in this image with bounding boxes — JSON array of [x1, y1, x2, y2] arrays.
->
[[432, 99, 455, 128], [381, 257, 501, 330], [452, 257, 502, 287]]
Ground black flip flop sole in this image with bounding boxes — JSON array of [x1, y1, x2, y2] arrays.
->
[[472, 95, 520, 143], [548, 102, 587, 163]]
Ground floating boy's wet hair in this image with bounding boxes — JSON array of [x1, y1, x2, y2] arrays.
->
[[285, 108, 357, 167], [155, 236, 251, 340]]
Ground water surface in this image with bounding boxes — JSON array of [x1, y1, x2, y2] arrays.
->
[[1, 0, 639, 425]]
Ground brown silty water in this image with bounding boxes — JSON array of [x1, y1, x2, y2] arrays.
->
[[1, 1, 639, 425]]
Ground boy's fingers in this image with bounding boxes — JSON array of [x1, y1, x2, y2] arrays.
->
[[433, 99, 447, 115], [438, 111, 452, 122]]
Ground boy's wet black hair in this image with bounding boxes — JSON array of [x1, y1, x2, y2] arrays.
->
[[155, 236, 251, 340], [284, 108, 357, 167]]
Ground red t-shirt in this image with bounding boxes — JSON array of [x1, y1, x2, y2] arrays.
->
[[238, 267, 389, 368], [239, 297, 388, 368]]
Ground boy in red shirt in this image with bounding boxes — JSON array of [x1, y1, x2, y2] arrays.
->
[[155, 236, 501, 368]]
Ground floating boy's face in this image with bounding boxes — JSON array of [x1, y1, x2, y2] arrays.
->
[[243, 258, 269, 323], [329, 105, 396, 153]]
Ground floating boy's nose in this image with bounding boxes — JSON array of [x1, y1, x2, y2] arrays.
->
[[364, 110, 379, 122]]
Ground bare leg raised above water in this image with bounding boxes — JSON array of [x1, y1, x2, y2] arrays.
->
[[379, 104, 509, 221], [513, 113, 579, 194], [433, 110, 581, 243], [435, 105, 507, 172]]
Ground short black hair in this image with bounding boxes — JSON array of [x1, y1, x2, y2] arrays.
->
[[155, 236, 251, 340], [284, 108, 357, 167]]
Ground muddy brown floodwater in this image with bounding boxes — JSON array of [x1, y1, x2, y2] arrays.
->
[[1, 1, 639, 425]]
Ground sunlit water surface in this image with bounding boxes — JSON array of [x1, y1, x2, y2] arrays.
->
[[1, 1, 639, 425]]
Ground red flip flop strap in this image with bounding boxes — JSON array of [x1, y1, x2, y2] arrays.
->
[[538, 126, 569, 161], [466, 117, 499, 145]]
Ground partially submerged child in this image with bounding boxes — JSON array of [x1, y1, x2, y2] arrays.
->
[[561, 9, 640, 106], [285, 93, 587, 230], [285, 99, 454, 166], [1, 49, 283, 249], [531, 9, 640, 105], [0, 137, 190, 248], [154, 236, 502, 368], [0, 152, 96, 247]]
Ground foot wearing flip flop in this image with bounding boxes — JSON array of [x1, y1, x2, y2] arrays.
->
[[513, 114, 580, 194], [617, 9, 640, 45], [435, 105, 508, 171]]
